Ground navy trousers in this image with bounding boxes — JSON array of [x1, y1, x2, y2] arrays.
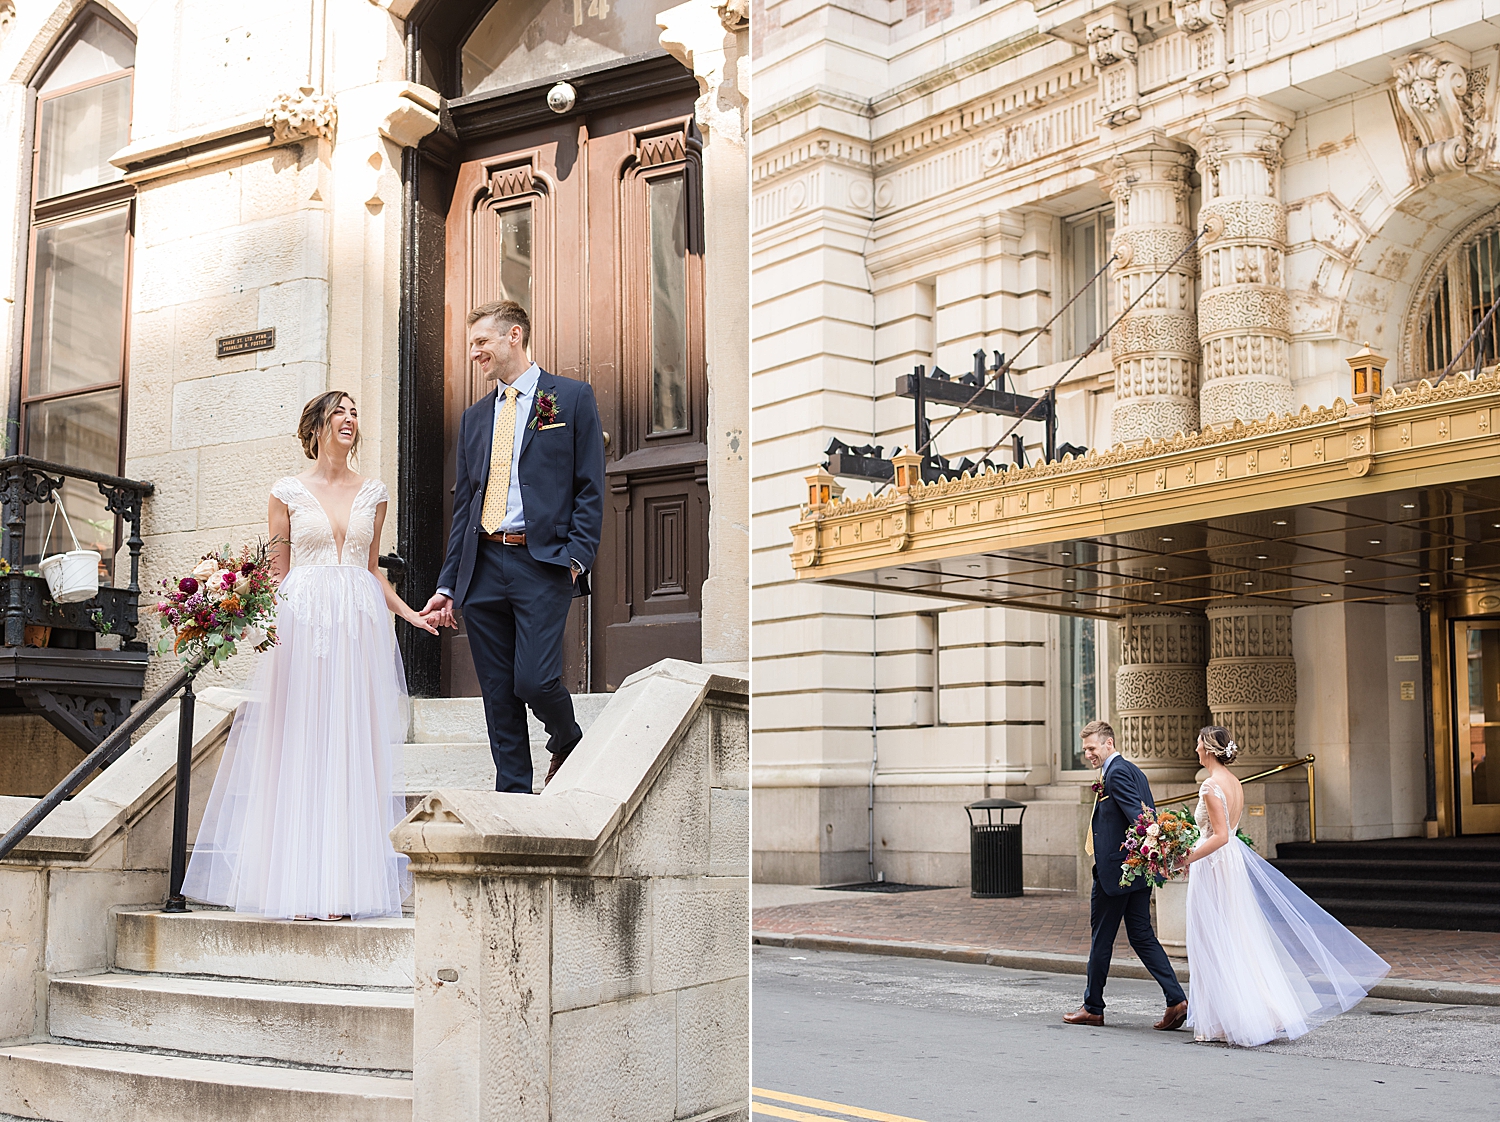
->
[[460, 540, 581, 793], [1082, 867, 1187, 1014]]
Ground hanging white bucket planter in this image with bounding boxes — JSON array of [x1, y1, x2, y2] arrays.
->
[[39, 498, 101, 604]]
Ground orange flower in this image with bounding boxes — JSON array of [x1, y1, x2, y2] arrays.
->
[[222, 594, 242, 614]]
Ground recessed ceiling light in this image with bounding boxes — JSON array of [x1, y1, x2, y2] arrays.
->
[[1256, 555, 1267, 560], [1402, 503, 1415, 510], [1345, 568, 1354, 574], [1155, 566, 1168, 572], [1060, 551, 1072, 557], [1153, 591, 1162, 596], [969, 564, 981, 569], [1369, 539, 1381, 545], [1419, 580, 1431, 587], [1273, 520, 1288, 526], [1161, 536, 1174, 542], [1321, 592, 1332, 597], [1065, 578, 1075, 583], [1070, 599, 1079, 606], [884, 576, 898, 581]]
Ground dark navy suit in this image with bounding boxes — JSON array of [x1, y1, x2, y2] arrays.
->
[[1083, 752, 1187, 1015], [437, 369, 605, 792]]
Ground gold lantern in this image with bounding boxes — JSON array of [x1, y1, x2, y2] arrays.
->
[[805, 467, 843, 508], [1345, 343, 1387, 403], [891, 447, 924, 491]]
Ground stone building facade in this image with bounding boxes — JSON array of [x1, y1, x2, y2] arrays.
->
[[751, 0, 1496, 885], [0, 0, 748, 794]]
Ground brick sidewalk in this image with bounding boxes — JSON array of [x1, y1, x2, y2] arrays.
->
[[753, 887, 1500, 986]]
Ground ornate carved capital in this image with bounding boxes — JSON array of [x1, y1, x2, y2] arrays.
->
[[1173, 0, 1226, 34], [1394, 50, 1483, 179], [265, 86, 338, 145], [715, 0, 749, 32], [1087, 22, 1138, 69]]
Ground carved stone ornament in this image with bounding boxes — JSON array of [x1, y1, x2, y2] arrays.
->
[[1394, 52, 1478, 178], [0, 0, 14, 48], [715, 0, 749, 31], [1173, 0, 1226, 34], [1087, 16, 1142, 128], [1087, 22, 1138, 69], [265, 86, 338, 145]]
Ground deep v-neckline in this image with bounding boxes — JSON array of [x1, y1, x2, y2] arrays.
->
[[295, 476, 371, 560]]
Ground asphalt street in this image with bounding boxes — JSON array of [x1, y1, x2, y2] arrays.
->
[[752, 945, 1500, 1121]]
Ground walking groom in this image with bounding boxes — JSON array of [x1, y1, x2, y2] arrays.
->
[[1063, 719, 1189, 1030], [421, 300, 605, 792]]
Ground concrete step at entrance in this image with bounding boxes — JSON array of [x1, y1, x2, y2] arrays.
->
[[49, 974, 413, 1073], [0, 1042, 411, 1122], [408, 693, 611, 744], [403, 740, 549, 792], [115, 911, 414, 988]]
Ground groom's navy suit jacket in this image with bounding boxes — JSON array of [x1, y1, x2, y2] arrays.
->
[[1091, 753, 1157, 897], [438, 368, 605, 606]]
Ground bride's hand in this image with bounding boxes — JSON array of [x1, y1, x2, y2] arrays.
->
[[403, 605, 440, 635]]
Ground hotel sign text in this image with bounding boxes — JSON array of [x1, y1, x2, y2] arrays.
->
[[1233, 0, 1420, 68]]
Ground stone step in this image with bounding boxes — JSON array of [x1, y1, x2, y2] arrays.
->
[[407, 693, 611, 744], [402, 740, 550, 793], [0, 1042, 411, 1122], [49, 974, 412, 1074], [115, 911, 414, 988]]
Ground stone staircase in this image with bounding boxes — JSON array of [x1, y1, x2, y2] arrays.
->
[[0, 693, 611, 1121], [0, 910, 416, 1120], [402, 694, 611, 798]]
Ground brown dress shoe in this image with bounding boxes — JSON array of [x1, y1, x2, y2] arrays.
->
[[1062, 1006, 1104, 1026], [544, 751, 568, 787], [1154, 1000, 1188, 1031]]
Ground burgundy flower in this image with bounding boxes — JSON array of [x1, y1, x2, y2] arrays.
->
[[179, 577, 198, 594]]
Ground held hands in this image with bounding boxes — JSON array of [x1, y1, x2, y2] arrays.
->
[[402, 602, 441, 635], [419, 593, 457, 630]]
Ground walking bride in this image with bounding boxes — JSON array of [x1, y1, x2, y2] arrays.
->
[[1181, 726, 1391, 1045], [183, 391, 438, 920]]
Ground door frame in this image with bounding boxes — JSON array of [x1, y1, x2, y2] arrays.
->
[[1451, 618, 1500, 834], [398, 6, 698, 695]]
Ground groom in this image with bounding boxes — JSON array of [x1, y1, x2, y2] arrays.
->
[[422, 299, 605, 793], [1063, 719, 1188, 1030]]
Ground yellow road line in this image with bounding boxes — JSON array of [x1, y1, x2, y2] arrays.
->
[[752, 1087, 931, 1122]]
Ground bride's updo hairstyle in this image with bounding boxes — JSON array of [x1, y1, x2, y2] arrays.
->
[[1199, 725, 1238, 763], [298, 391, 360, 460]]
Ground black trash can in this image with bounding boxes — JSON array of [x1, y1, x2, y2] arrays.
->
[[966, 798, 1026, 898]]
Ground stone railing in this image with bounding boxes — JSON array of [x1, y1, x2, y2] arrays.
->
[[393, 659, 749, 1122]]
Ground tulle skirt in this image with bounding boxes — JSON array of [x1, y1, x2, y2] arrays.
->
[[182, 565, 412, 919], [1185, 836, 1389, 1046]]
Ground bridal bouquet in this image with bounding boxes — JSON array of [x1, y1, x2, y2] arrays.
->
[[153, 542, 279, 669], [1119, 806, 1199, 889]]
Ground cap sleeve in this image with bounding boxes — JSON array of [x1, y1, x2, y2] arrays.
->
[[369, 479, 390, 506], [270, 477, 302, 507]]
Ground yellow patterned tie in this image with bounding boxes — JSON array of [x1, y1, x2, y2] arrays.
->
[[480, 386, 520, 533], [1086, 782, 1099, 857]]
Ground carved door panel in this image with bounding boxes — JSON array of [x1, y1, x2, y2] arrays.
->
[[442, 92, 707, 695]]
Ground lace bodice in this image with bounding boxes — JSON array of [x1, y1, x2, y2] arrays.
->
[[271, 477, 388, 568], [1194, 778, 1241, 839]]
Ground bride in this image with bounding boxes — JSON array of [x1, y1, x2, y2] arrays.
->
[[182, 391, 437, 920], [1181, 726, 1390, 1045]]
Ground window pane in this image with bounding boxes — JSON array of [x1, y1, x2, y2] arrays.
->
[[462, 0, 679, 97], [39, 17, 135, 93], [648, 175, 689, 434], [27, 207, 129, 396], [37, 73, 132, 200], [496, 205, 533, 321], [1071, 219, 1098, 357], [1060, 615, 1098, 771], [23, 390, 121, 580]]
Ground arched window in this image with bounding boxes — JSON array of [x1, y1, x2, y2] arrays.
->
[[460, 0, 681, 97], [19, 12, 134, 575], [1416, 215, 1500, 379]]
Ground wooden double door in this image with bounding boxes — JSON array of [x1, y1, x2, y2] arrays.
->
[[442, 89, 709, 695]]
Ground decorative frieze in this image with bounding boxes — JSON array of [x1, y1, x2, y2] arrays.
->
[[1101, 145, 1200, 443], [1193, 115, 1293, 429], [1206, 602, 1297, 765], [1116, 611, 1209, 780]]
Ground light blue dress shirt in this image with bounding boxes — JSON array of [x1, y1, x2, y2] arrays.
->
[[491, 363, 540, 534]]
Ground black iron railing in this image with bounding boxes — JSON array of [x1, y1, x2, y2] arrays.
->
[[0, 662, 202, 908], [0, 456, 154, 649]]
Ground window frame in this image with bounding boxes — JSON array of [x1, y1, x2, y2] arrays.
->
[[15, 11, 137, 576], [1061, 206, 1116, 361]]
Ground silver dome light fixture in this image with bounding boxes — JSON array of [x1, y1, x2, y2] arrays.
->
[[547, 81, 576, 114]]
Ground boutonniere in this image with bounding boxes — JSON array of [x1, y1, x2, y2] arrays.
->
[[1091, 780, 1105, 796], [530, 390, 560, 430]]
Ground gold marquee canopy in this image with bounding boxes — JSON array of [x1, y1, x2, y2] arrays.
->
[[791, 367, 1500, 617]]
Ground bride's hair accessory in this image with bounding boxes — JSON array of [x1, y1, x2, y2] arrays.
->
[[1199, 724, 1238, 762]]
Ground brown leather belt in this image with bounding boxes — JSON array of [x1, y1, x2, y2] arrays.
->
[[481, 531, 526, 545]]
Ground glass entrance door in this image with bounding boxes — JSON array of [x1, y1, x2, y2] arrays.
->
[[1453, 622, 1500, 833]]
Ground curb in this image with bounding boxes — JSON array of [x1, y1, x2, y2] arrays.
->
[[751, 930, 1500, 1007]]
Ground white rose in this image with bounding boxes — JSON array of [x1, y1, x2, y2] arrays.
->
[[1146, 823, 1160, 838], [234, 572, 252, 594], [191, 558, 218, 581]]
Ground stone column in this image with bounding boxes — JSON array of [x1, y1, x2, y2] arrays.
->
[[1205, 520, 1298, 768], [1192, 114, 1294, 428], [1101, 145, 1200, 444], [1115, 611, 1209, 782]]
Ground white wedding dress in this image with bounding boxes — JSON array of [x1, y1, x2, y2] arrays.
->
[[182, 477, 411, 919], [1185, 779, 1390, 1046]]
